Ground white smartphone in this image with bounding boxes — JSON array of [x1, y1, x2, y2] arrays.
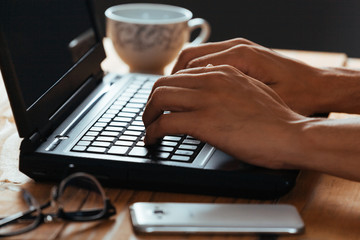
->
[[129, 202, 304, 234]]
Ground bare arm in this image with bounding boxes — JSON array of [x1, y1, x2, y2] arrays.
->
[[143, 65, 360, 181]]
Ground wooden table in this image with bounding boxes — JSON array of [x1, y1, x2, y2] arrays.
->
[[1, 45, 360, 239]]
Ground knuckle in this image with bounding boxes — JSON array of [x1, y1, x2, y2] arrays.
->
[[232, 37, 253, 45], [187, 58, 202, 68], [152, 76, 166, 89], [151, 76, 171, 94], [233, 44, 252, 53], [151, 86, 167, 102], [175, 68, 191, 75], [232, 37, 247, 45], [207, 71, 228, 85], [178, 47, 195, 62]]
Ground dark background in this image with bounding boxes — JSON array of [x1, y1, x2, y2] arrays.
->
[[92, 0, 360, 57]]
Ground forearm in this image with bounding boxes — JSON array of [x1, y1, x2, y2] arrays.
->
[[316, 67, 360, 114], [294, 117, 360, 181]]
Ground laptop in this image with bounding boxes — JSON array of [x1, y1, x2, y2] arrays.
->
[[0, 0, 298, 199]]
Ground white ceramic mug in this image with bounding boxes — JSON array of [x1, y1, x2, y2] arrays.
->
[[105, 3, 211, 75]]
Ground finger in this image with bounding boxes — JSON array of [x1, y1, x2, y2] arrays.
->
[[174, 63, 281, 105], [176, 63, 287, 108], [189, 44, 280, 86], [148, 74, 203, 102], [172, 38, 258, 74], [143, 86, 201, 128], [174, 64, 236, 75], [144, 111, 199, 145], [186, 44, 265, 76], [149, 71, 225, 100], [186, 48, 240, 69]]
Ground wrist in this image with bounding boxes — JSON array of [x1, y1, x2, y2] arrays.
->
[[294, 117, 360, 181], [315, 67, 360, 114], [276, 117, 320, 170]]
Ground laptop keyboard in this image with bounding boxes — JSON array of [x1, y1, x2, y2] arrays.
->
[[71, 75, 204, 163]]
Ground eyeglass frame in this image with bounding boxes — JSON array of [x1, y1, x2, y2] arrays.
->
[[0, 172, 116, 237]]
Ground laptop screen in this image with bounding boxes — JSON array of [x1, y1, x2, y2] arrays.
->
[[0, 0, 96, 109]]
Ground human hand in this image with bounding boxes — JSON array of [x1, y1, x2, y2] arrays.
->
[[143, 65, 307, 169], [172, 38, 327, 116]]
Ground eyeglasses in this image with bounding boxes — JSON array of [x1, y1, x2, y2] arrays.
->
[[0, 172, 116, 237]]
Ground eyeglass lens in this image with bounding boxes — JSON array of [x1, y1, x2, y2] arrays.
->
[[55, 174, 107, 221], [0, 186, 41, 236]]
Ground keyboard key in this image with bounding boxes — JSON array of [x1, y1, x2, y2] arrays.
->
[[105, 126, 124, 132], [178, 144, 197, 150], [128, 126, 145, 131], [87, 147, 107, 153], [113, 99, 127, 105], [119, 135, 137, 141], [101, 131, 119, 137], [186, 135, 197, 140], [108, 146, 129, 155], [118, 112, 136, 118], [110, 121, 128, 127], [156, 152, 170, 159], [123, 130, 142, 136], [122, 91, 136, 97], [134, 93, 148, 99], [77, 141, 91, 146], [72, 146, 86, 152], [106, 109, 119, 115], [158, 146, 174, 152], [122, 107, 140, 113], [126, 103, 144, 108], [183, 139, 201, 145], [130, 98, 147, 104], [92, 141, 111, 147], [136, 141, 145, 146], [142, 82, 155, 89], [175, 150, 194, 156], [113, 117, 132, 122], [86, 131, 99, 136], [96, 136, 116, 142], [110, 104, 123, 110], [160, 141, 178, 147], [90, 126, 103, 132], [138, 89, 151, 94], [103, 113, 116, 118], [171, 155, 191, 162], [117, 96, 131, 102], [94, 122, 107, 127], [132, 121, 144, 126], [98, 117, 112, 123], [163, 136, 182, 141], [128, 147, 148, 157], [114, 140, 133, 146], [82, 136, 95, 141]]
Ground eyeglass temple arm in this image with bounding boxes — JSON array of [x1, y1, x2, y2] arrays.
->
[[56, 198, 116, 221], [0, 201, 50, 226]]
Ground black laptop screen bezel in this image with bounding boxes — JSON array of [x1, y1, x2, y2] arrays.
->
[[0, 0, 106, 139]]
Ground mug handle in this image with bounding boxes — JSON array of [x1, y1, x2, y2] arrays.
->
[[187, 18, 211, 45]]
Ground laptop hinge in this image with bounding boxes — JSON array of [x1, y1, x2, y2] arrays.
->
[[20, 131, 43, 153], [21, 71, 104, 153]]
